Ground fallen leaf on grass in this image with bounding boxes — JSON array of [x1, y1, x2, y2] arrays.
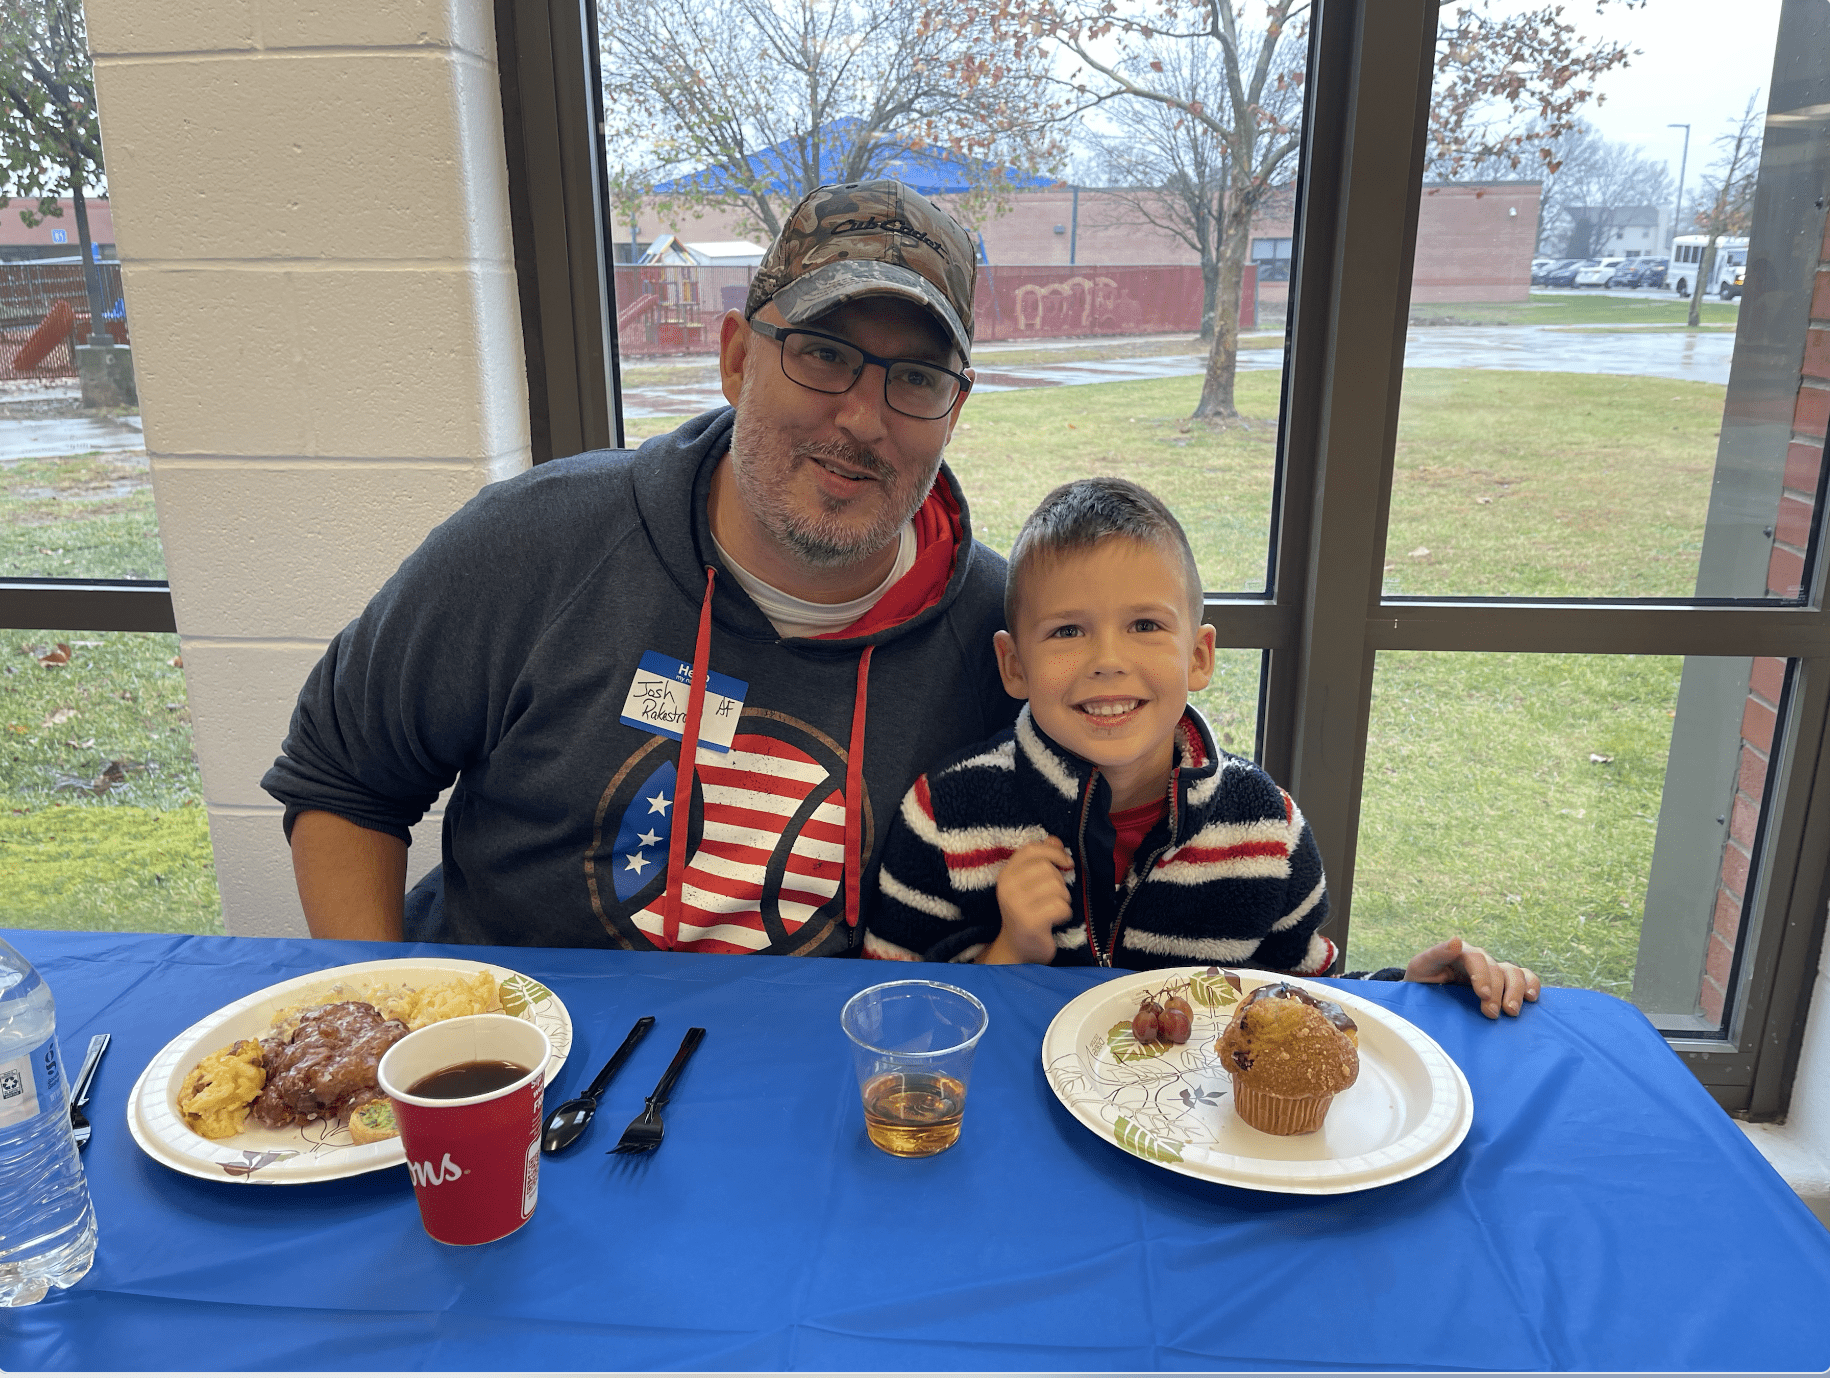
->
[[37, 643, 71, 667], [1589, 753, 1614, 764], [41, 707, 76, 727], [1409, 547, 1430, 558], [169, 655, 183, 668], [1476, 496, 1493, 505]]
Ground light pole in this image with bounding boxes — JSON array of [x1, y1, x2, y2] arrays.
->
[[1667, 123, 1690, 247]]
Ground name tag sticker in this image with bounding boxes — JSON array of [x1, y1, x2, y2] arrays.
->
[[620, 650, 748, 753]]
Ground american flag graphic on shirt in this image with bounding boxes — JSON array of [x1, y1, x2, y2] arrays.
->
[[588, 722, 855, 954]]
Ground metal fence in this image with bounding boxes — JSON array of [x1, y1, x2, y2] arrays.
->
[[0, 260, 129, 378]]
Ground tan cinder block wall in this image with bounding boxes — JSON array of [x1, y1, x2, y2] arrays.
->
[[84, 0, 530, 936]]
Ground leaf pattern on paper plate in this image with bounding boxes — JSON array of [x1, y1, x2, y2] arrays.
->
[[499, 973, 553, 1019], [1114, 1116, 1183, 1163], [1106, 1020, 1172, 1063], [1189, 970, 1243, 1011]]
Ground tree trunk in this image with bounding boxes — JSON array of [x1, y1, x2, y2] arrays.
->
[[1199, 258, 1219, 340], [1192, 203, 1253, 420], [1688, 234, 1715, 329], [67, 165, 109, 345]]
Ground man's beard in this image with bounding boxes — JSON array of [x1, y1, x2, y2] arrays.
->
[[730, 387, 940, 570]]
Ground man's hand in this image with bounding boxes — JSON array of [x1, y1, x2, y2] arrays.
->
[[1404, 935, 1540, 1018], [980, 836, 1075, 965], [291, 810, 408, 941]]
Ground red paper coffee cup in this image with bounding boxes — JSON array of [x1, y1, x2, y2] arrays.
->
[[378, 1013, 552, 1246]]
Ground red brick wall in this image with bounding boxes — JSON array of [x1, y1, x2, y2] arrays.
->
[[625, 180, 1540, 308], [0, 196, 116, 251], [1410, 183, 1539, 304], [1700, 217, 1830, 1024]]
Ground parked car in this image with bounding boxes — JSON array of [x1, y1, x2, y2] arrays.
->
[[1541, 259, 1588, 287], [1529, 257, 1555, 284], [1575, 258, 1625, 287], [1631, 256, 1669, 289], [1606, 260, 1642, 287]]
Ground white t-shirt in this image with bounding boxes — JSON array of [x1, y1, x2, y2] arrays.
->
[[711, 523, 917, 639]]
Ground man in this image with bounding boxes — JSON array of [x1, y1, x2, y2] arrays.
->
[[263, 180, 1018, 952]]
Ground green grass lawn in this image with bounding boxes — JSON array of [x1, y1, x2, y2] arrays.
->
[[1413, 294, 1741, 328], [1, 441, 221, 934], [0, 449, 165, 579], [0, 629, 221, 934]]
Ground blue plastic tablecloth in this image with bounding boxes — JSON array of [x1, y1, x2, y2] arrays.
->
[[4, 929, 1829, 1372]]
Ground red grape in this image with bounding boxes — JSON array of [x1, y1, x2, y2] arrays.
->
[[1132, 1007, 1161, 1043], [1161, 1008, 1191, 1044]]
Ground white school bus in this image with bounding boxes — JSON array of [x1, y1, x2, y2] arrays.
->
[[1668, 235, 1750, 300]]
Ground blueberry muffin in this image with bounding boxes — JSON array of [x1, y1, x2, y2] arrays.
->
[[1217, 982, 1360, 1135]]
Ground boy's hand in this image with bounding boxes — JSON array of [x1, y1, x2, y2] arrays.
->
[[1404, 936, 1541, 1018], [982, 836, 1075, 965]]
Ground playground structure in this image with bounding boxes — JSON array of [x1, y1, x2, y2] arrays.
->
[[0, 260, 129, 378]]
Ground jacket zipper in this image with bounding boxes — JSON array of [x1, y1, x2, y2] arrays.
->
[[1104, 767, 1182, 967], [1074, 769, 1103, 965]]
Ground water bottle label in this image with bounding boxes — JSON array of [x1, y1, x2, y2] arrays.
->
[[0, 1035, 62, 1129]]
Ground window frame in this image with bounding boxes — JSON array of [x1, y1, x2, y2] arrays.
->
[[515, 0, 1830, 1117]]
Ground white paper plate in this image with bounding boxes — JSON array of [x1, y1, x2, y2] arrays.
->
[[1041, 968, 1472, 1194], [127, 959, 573, 1184]]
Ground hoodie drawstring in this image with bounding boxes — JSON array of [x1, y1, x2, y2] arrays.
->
[[844, 645, 874, 932], [660, 566, 875, 948], [662, 565, 717, 950]]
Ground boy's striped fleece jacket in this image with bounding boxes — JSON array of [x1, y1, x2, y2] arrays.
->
[[862, 705, 1336, 973]]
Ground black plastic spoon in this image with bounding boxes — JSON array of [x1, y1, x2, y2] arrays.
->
[[541, 1015, 655, 1153]]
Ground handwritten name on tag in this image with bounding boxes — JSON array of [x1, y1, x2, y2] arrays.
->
[[619, 650, 748, 753]]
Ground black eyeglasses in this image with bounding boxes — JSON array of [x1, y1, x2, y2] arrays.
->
[[750, 320, 971, 421]]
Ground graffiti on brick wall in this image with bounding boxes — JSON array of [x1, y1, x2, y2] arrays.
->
[[1013, 275, 1121, 333]]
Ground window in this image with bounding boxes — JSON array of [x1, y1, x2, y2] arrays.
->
[[511, 0, 1830, 1115], [0, 0, 212, 935]]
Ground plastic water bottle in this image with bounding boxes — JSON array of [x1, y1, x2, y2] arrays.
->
[[0, 938, 96, 1306]]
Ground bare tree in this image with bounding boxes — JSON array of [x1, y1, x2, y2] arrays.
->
[[1684, 93, 1763, 326], [0, 0, 108, 337], [1525, 122, 1671, 258], [600, 0, 1065, 245], [961, 0, 1642, 422], [1079, 35, 1299, 340]]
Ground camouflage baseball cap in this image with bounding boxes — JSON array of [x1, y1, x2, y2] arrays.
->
[[744, 180, 977, 363]]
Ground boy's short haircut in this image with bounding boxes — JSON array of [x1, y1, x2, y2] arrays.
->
[[1004, 476, 1206, 630]]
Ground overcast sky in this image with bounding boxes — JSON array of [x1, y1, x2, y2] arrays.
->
[[1522, 0, 1783, 194]]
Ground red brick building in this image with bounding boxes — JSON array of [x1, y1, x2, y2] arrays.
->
[[622, 180, 1541, 307], [0, 196, 117, 260]]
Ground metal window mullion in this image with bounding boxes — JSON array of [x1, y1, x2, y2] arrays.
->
[[1279, 0, 1439, 955], [1257, 0, 1356, 785], [496, 0, 619, 462], [0, 582, 175, 634], [1739, 655, 1830, 1116], [1368, 602, 1830, 658]]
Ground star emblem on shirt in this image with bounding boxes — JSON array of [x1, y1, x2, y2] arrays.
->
[[637, 828, 662, 848], [624, 852, 651, 876], [646, 790, 671, 816]]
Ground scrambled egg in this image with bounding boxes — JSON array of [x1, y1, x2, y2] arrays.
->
[[178, 1039, 267, 1139], [377, 969, 497, 1030]]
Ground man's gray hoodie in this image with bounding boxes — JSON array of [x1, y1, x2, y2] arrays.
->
[[262, 407, 1017, 954]]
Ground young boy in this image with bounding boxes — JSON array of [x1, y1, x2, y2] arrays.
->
[[864, 477, 1540, 1012]]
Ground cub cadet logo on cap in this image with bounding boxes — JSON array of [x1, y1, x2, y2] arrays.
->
[[825, 215, 952, 258], [409, 1152, 465, 1187]]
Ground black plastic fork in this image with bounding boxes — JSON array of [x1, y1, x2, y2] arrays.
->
[[609, 1027, 705, 1155]]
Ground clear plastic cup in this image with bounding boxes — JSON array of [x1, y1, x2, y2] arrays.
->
[[840, 980, 988, 1157]]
